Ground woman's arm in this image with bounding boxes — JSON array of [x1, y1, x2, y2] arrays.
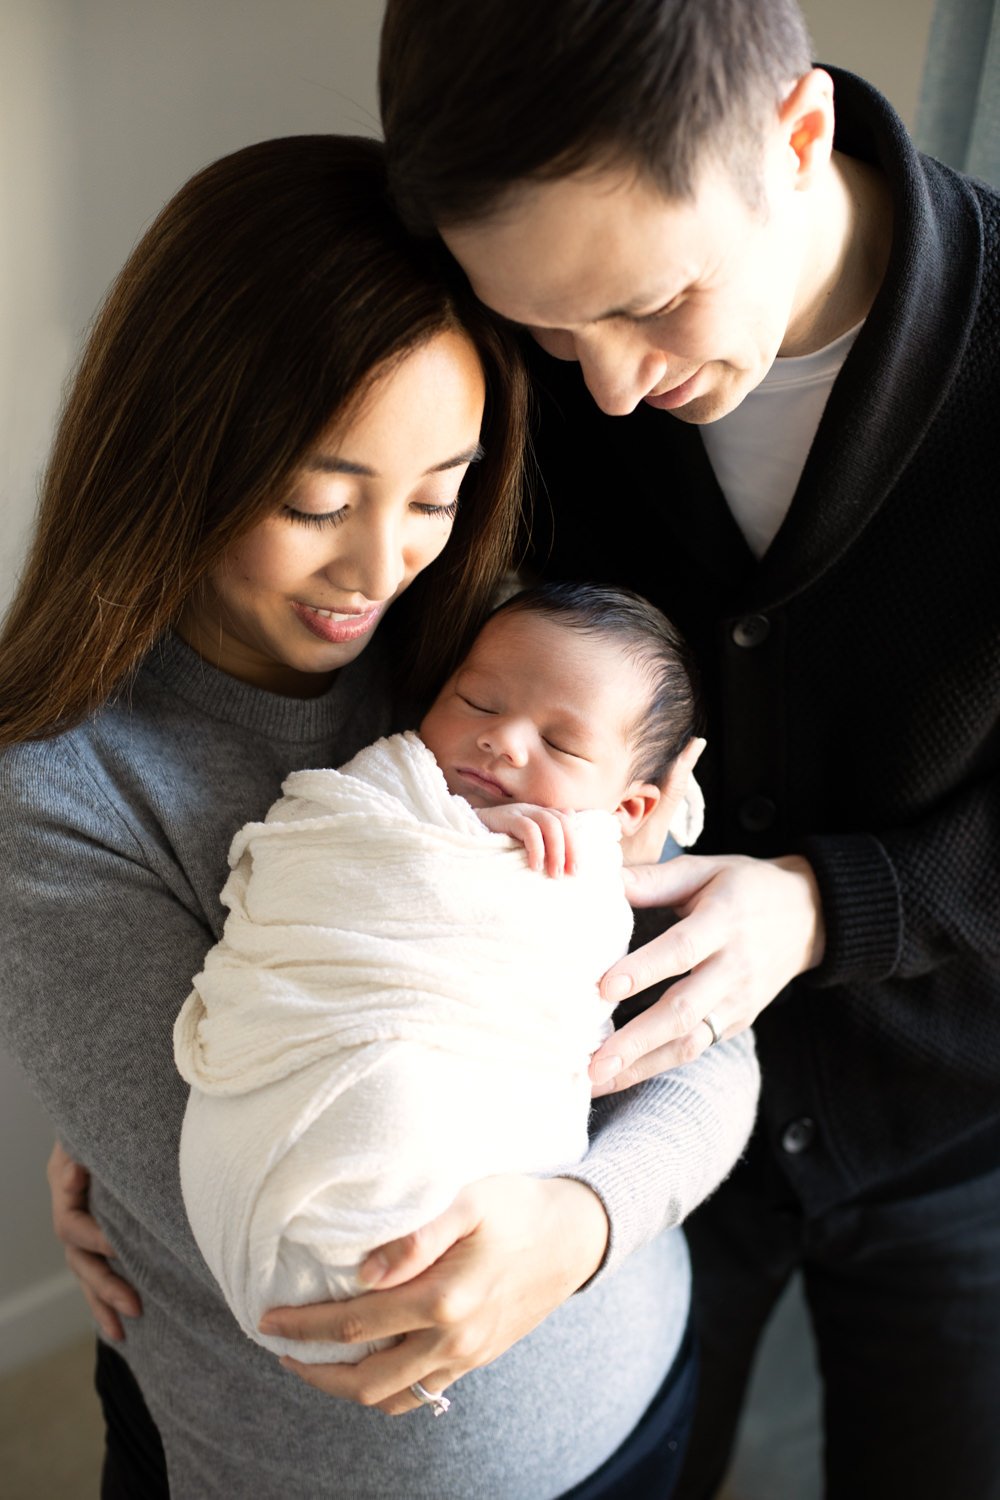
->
[[0, 738, 221, 1284]]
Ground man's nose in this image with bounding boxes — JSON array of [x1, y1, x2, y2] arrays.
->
[[576, 330, 669, 416]]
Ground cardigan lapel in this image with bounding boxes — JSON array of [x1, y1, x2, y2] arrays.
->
[[748, 69, 985, 611]]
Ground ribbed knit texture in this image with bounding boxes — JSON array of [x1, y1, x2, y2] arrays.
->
[[0, 631, 758, 1497]]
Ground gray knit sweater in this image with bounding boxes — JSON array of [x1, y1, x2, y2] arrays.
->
[[0, 632, 758, 1499]]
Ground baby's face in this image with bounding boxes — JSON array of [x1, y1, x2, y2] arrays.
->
[[420, 611, 647, 813]]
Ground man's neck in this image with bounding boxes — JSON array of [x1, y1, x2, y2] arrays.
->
[[782, 150, 893, 356]]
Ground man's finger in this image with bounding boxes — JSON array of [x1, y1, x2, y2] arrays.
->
[[599, 904, 721, 1003], [620, 852, 715, 907], [60, 1209, 117, 1259], [590, 974, 712, 1081]]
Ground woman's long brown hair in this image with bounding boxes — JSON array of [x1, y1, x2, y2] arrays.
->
[[0, 135, 528, 746]]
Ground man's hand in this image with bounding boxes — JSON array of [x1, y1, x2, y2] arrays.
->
[[47, 1140, 142, 1340], [261, 1175, 608, 1415], [591, 853, 825, 1093]]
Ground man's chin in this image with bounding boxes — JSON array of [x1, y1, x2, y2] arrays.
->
[[662, 383, 750, 425]]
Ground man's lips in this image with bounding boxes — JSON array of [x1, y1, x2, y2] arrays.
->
[[454, 766, 512, 800], [292, 601, 383, 644], [643, 368, 703, 411]]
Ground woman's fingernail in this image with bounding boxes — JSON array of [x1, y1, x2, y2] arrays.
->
[[591, 1056, 623, 1085], [258, 1316, 277, 1334], [604, 975, 633, 1002], [359, 1252, 389, 1286]]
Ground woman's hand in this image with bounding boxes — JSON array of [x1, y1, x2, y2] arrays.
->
[[475, 803, 579, 877], [47, 1140, 142, 1341], [591, 853, 825, 1093], [261, 1174, 608, 1414]]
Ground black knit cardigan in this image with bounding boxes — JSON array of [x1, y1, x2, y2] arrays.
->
[[525, 69, 1000, 1213]]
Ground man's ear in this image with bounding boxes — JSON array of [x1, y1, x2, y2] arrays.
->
[[615, 783, 661, 838], [775, 67, 835, 190]]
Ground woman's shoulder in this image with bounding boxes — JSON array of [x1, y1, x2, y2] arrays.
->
[[0, 709, 148, 861]]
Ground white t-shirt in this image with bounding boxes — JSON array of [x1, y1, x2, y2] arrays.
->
[[701, 321, 863, 559]]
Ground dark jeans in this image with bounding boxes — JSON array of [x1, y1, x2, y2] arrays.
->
[[559, 1320, 697, 1499], [674, 1130, 1000, 1500], [94, 1341, 169, 1499], [94, 1323, 696, 1500]]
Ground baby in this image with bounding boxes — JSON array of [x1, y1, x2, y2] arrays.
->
[[174, 582, 704, 1361]]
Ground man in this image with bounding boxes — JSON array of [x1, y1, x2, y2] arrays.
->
[[379, 2, 1000, 1496]]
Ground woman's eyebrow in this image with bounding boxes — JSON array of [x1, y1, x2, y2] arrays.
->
[[428, 442, 484, 473], [305, 442, 484, 479]]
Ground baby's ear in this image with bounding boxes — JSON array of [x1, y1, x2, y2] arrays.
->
[[615, 783, 661, 837]]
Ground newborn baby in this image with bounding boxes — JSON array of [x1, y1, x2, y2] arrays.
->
[[174, 581, 704, 1360]]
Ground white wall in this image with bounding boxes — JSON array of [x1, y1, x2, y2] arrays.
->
[[801, 0, 935, 128], [0, 0, 935, 1376]]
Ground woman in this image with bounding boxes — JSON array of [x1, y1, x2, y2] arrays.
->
[[0, 135, 758, 1498]]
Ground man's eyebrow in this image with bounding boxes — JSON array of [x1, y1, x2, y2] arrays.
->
[[305, 442, 484, 478], [494, 292, 680, 333], [591, 287, 682, 322]]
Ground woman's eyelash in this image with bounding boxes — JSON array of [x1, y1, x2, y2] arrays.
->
[[282, 499, 459, 528], [282, 505, 348, 529], [416, 500, 460, 520]]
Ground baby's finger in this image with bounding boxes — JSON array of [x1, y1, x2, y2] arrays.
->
[[538, 813, 567, 878], [554, 811, 579, 877], [516, 817, 546, 872]]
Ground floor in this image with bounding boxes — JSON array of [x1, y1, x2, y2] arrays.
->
[[0, 1278, 822, 1498], [0, 1333, 103, 1499]]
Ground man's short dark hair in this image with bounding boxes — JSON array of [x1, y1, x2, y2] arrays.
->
[[380, 0, 813, 228], [491, 581, 701, 785]]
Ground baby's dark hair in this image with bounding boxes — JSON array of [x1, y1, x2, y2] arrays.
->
[[490, 581, 700, 783]]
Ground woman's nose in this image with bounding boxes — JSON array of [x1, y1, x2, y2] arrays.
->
[[330, 515, 406, 603]]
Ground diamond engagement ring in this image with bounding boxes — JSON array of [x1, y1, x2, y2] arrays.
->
[[702, 1012, 723, 1046], [410, 1380, 452, 1417]]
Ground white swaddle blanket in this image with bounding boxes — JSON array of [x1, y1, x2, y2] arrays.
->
[[174, 732, 635, 1361]]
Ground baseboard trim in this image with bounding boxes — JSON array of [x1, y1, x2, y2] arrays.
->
[[0, 1269, 95, 1377]]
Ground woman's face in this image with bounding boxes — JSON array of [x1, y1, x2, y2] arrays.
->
[[179, 329, 486, 696]]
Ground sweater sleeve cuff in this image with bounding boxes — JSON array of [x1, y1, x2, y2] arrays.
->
[[797, 832, 902, 986]]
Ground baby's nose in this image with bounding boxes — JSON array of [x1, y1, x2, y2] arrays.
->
[[478, 720, 529, 765]]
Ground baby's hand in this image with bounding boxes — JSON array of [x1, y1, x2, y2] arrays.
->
[[476, 804, 578, 877]]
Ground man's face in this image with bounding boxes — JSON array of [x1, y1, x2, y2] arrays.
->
[[441, 154, 811, 423]]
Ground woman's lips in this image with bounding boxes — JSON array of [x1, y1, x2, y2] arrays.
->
[[292, 601, 383, 644], [643, 368, 703, 412]]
